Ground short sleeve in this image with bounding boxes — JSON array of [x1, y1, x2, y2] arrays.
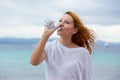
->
[[44, 40, 56, 60], [45, 42, 51, 55], [82, 49, 95, 80], [45, 42, 52, 59]]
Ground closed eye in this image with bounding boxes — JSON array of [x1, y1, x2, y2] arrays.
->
[[65, 21, 70, 24]]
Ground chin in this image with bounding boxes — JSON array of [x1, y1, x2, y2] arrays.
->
[[57, 33, 61, 36], [57, 32, 62, 36]]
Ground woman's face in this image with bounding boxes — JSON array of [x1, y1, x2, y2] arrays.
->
[[57, 14, 77, 37]]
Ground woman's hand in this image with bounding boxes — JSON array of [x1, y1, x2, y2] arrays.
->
[[43, 26, 59, 37], [43, 20, 59, 37]]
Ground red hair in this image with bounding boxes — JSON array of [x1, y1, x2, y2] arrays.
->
[[65, 11, 96, 54]]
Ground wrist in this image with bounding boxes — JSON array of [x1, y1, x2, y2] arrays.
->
[[41, 33, 50, 39]]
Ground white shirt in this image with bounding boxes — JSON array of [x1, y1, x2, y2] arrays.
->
[[45, 40, 95, 80]]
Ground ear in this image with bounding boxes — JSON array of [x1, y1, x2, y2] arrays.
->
[[73, 28, 78, 34]]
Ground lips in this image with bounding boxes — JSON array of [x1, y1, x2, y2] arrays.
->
[[58, 27, 63, 31], [57, 25, 63, 31]]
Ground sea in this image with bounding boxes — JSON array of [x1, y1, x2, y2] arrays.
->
[[0, 39, 120, 80]]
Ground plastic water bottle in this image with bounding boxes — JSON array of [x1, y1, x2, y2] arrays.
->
[[44, 19, 55, 29]]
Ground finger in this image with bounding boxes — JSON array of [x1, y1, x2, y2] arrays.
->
[[52, 25, 59, 31]]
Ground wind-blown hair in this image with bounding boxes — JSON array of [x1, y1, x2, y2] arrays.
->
[[65, 11, 96, 54]]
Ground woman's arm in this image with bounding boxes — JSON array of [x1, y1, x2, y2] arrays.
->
[[30, 27, 58, 66]]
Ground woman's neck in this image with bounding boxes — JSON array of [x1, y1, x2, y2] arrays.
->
[[59, 37, 79, 48]]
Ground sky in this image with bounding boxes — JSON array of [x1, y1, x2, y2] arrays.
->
[[0, 0, 120, 42]]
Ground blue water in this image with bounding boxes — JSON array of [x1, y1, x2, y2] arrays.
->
[[0, 44, 120, 80], [0, 44, 45, 80]]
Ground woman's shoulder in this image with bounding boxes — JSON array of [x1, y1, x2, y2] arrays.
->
[[80, 47, 89, 53], [46, 40, 57, 45], [45, 40, 58, 48], [45, 40, 58, 53], [80, 47, 90, 57]]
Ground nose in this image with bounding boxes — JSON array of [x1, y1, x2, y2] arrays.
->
[[58, 21, 63, 27]]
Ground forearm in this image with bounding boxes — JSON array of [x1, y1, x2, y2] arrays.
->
[[30, 25, 59, 66], [30, 34, 49, 66]]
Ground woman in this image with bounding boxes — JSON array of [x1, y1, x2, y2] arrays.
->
[[30, 11, 96, 80]]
